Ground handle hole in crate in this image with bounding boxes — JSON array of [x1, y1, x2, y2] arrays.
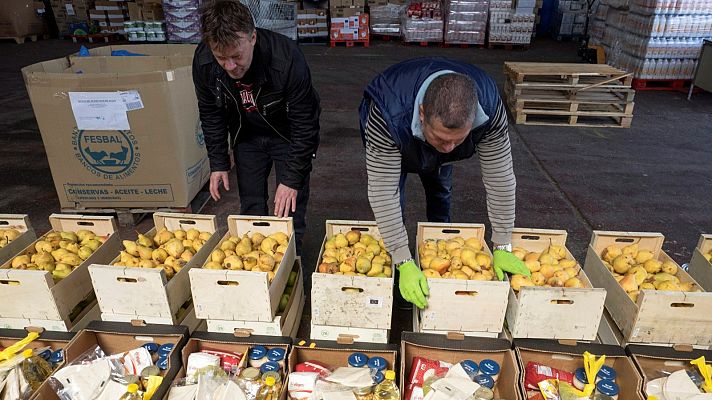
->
[[218, 280, 240, 286], [0, 280, 20, 286], [552, 354, 575, 361], [0, 221, 9, 226], [550, 299, 574, 305], [178, 220, 196, 225], [455, 290, 478, 297], [77, 221, 95, 226], [664, 360, 687, 367], [441, 229, 461, 234], [342, 287, 364, 293], [614, 238, 636, 243], [252, 222, 271, 227], [350, 227, 369, 232], [670, 302, 694, 308], [117, 277, 138, 283], [521, 235, 540, 240]]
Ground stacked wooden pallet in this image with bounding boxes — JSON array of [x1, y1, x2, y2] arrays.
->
[[503, 62, 635, 128]]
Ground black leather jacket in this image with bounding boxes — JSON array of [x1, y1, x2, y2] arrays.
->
[[192, 28, 321, 190]]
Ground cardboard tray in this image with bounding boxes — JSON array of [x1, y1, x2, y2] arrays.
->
[[514, 339, 645, 399], [508, 228, 606, 340], [90, 212, 219, 325], [34, 320, 189, 400], [415, 222, 510, 334], [190, 215, 296, 322], [311, 220, 394, 333], [401, 331, 523, 400], [584, 230, 712, 345], [0, 214, 36, 266], [0, 214, 121, 329]]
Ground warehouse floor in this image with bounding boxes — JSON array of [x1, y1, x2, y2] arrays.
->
[[1, 38, 711, 341]]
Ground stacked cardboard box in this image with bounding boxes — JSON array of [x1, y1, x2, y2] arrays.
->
[[330, 0, 364, 18], [444, 0, 489, 44], [126, 0, 166, 41], [50, 0, 91, 35], [89, 1, 129, 34], [552, 0, 587, 37], [163, 0, 200, 43], [370, 2, 405, 36], [128, 0, 164, 21], [0, 0, 47, 39], [489, 0, 535, 45], [401, 1, 444, 42], [330, 12, 369, 41], [297, 8, 328, 39]]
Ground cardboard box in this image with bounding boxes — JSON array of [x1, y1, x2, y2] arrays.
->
[[414, 222, 509, 335], [142, 3, 164, 21], [22, 52, 210, 210], [628, 344, 712, 398], [401, 332, 522, 400], [507, 228, 606, 340], [515, 339, 645, 399], [0, 214, 36, 266], [77, 43, 195, 57], [584, 230, 712, 346], [127, 2, 141, 20], [206, 259, 304, 337], [89, 213, 219, 326], [687, 234, 712, 291], [330, 6, 364, 18], [289, 339, 398, 381], [95, 0, 121, 10], [33, 321, 189, 400], [0, 214, 120, 331], [0, 0, 46, 38], [190, 216, 296, 322], [311, 220, 393, 344]]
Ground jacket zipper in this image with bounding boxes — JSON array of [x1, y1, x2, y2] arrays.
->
[[217, 77, 243, 148], [254, 87, 291, 144]]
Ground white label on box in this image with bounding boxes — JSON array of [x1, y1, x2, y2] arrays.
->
[[366, 296, 384, 308], [65, 4, 75, 15], [119, 90, 144, 111], [69, 92, 131, 131]]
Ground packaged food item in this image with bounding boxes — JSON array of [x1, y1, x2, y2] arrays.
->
[[368, 357, 388, 372], [573, 367, 588, 390], [525, 361, 575, 389], [594, 379, 619, 399], [460, 360, 479, 380], [353, 385, 374, 400], [479, 359, 500, 382], [260, 361, 281, 375], [348, 353, 369, 368], [471, 386, 495, 400], [249, 346, 269, 368], [107, 347, 154, 376], [119, 383, 142, 400], [20, 349, 53, 391], [237, 367, 262, 399], [473, 374, 495, 390], [374, 370, 399, 400], [267, 348, 286, 369], [405, 356, 452, 400], [200, 349, 243, 374], [287, 372, 319, 400], [140, 365, 160, 388], [295, 360, 331, 377], [185, 352, 220, 382], [596, 366, 616, 383], [158, 344, 174, 358]]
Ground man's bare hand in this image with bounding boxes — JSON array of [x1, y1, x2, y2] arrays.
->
[[209, 171, 230, 201], [274, 183, 297, 218]]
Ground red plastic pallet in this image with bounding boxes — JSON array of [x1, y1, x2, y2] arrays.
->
[[631, 78, 691, 92], [330, 39, 370, 47]]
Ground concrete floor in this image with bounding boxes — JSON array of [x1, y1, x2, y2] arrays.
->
[[1, 38, 711, 341]]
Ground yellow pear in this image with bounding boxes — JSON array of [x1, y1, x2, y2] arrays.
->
[[367, 262, 384, 277], [622, 243, 639, 256], [661, 261, 678, 275], [324, 238, 336, 250], [224, 255, 244, 270], [11, 254, 31, 269], [34, 240, 54, 253], [258, 254, 276, 271], [366, 243, 381, 256], [512, 248, 527, 261], [525, 260, 541, 273], [33, 252, 54, 265], [384, 266, 393, 277], [333, 234, 349, 248], [629, 266, 648, 286], [450, 256, 463, 270], [139, 260, 157, 269], [136, 246, 153, 261], [199, 231, 212, 241], [60, 253, 82, 267], [38, 260, 55, 272], [423, 269, 441, 278], [173, 230, 187, 240], [182, 239, 194, 249], [78, 246, 94, 261], [464, 238, 482, 251], [540, 264, 556, 279], [249, 232, 265, 248], [420, 256, 434, 270], [445, 240, 462, 253], [635, 250, 654, 264], [137, 234, 154, 248], [210, 249, 226, 264], [612, 255, 633, 274], [235, 238, 252, 256], [152, 248, 169, 263], [345, 230, 361, 245], [679, 282, 696, 292], [269, 232, 289, 246], [554, 270, 571, 282], [602, 245, 622, 263], [640, 282, 656, 290], [449, 248, 462, 258], [159, 264, 175, 280], [531, 272, 546, 286], [653, 272, 679, 284], [619, 274, 639, 292], [261, 237, 278, 254], [539, 253, 555, 265], [123, 240, 139, 257], [547, 244, 566, 260], [356, 257, 371, 274], [84, 239, 102, 252], [204, 261, 224, 270], [525, 252, 540, 262], [186, 228, 200, 241], [154, 229, 175, 246], [628, 290, 640, 303], [339, 257, 356, 273], [460, 265, 475, 278], [276, 244, 288, 254], [547, 276, 566, 287], [511, 274, 535, 291], [1, 229, 21, 241], [243, 256, 258, 270], [422, 239, 437, 252], [164, 240, 185, 259], [656, 281, 680, 291], [52, 269, 71, 281], [559, 259, 577, 268], [565, 277, 584, 288], [429, 257, 451, 275], [643, 259, 662, 274], [180, 249, 194, 262], [219, 239, 236, 252], [476, 253, 492, 269], [59, 231, 79, 243]]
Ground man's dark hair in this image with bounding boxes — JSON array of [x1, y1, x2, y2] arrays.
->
[[422, 73, 477, 129], [200, 0, 255, 51]]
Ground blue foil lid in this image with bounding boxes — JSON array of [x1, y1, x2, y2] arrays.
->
[[596, 379, 619, 396], [49, 349, 64, 364], [142, 343, 159, 354], [348, 352, 369, 368], [374, 371, 385, 384], [479, 359, 500, 376], [38, 349, 52, 360], [597, 365, 617, 381], [367, 357, 388, 371], [156, 356, 169, 370], [260, 361, 281, 374], [267, 348, 286, 362], [460, 360, 479, 378], [574, 367, 588, 383], [249, 346, 268, 360], [158, 343, 174, 357], [473, 374, 495, 389]]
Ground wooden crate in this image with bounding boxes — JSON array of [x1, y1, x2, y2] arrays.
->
[[310, 323, 389, 344], [89, 212, 219, 325], [206, 260, 304, 338], [414, 222, 510, 334], [288, 340, 398, 377], [0, 214, 120, 330], [0, 300, 100, 332], [687, 234, 712, 291], [503, 62, 635, 128], [411, 305, 500, 338], [100, 303, 202, 334], [0, 214, 36, 265], [507, 228, 606, 341], [311, 220, 394, 340], [584, 230, 712, 346], [190, 215, 296, 322]]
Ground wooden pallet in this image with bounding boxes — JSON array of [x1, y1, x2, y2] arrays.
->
[[330, 39, 370, 47], [403, 40, 443, 47], [511, 111, 632, 128], [504, 62, 633, 86], [0, 34, 45, 44]]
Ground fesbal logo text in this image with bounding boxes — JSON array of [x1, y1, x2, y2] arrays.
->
[[72, 128, 141, 179]]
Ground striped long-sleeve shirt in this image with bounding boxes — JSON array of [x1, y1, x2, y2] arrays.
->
[[365, 101, 516, 265]]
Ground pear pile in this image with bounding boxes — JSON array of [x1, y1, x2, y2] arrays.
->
[[113, 228, 212, 280], [317, 230, 393, 278], [704, 248, 712, 263], [0, 228, 22, 248], [600, 243, 699, 302], [509, 243, 584, 292], [203, 232, 290, 283], [9, 230, 105, 282], [418, 237, 494, 280]]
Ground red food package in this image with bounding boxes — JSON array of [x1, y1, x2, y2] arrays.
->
[[295, 360, 331, 377], [404, 357, 452, 400], [201, 349, 243, 373], [525, 361, 574, 389]]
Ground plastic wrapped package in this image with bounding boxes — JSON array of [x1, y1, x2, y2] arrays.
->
[[401, 1, 444, 42], [371, 3, 406, 35], [444, 0, 489, 44]]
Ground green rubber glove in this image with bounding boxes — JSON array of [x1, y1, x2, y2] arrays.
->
[[493, 250, 531, 281], [398, 260, 429, 309]]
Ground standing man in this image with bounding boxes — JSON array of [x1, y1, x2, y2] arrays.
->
[[359, 57, 530, 309], [193, 0, 320, 252]]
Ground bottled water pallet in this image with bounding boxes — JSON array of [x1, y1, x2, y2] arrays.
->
[[631, 78, 692, 92], [504, 62, 635, 128]]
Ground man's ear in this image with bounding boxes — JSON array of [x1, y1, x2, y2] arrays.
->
[[419, 104, 425, 125], [251, 30, 257, 45]]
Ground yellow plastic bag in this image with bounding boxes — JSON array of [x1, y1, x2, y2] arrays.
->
[[0, 332, 39, 362], [690, 356, 712, 393], [143, 375, 163, 400]]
